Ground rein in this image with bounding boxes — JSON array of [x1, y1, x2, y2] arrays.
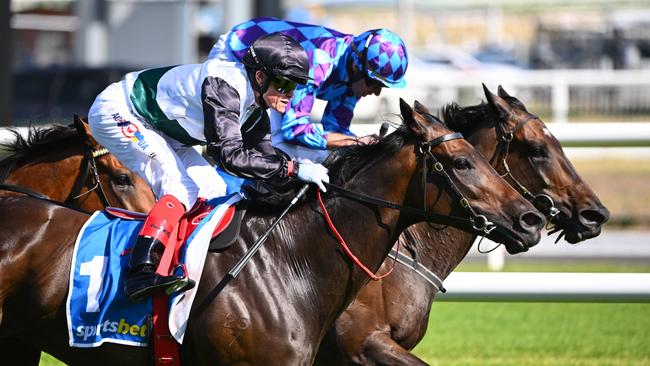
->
[[0, 183, 50, 200], [317, 190, 400, 281], [65, 147, 112, 207], [317, 132, 496, 281], [323, 182, 483, 232]]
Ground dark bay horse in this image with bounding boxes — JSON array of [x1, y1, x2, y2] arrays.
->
[[315, 85, 610, 366], [0, 116, 155, 213], [0, 99, 544, 365]]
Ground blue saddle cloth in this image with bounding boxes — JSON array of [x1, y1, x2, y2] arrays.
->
[[66, 193, 242, 348], [66, 211, 150, 347]]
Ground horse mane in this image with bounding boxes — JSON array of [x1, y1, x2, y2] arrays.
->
[[441, 102, 494, 134], [327, 125, 412, 185], [442, 94, 530, 134], [0, 125, 81, 181]]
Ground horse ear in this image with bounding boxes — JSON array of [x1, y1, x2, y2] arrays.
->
[[399, 98, 428, 137], [497, 84, 526, 110], [399, 98, 414, 123], [413, 100, 433, 116], [73, 114, 101, 148], [414, 100, 445, 125], [483, 83, 511, 120], [497, 85, 512, 99]]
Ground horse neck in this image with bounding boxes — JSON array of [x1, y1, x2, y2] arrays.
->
[[401, 223, 476, 281], [267, 148, 419, 318], [4, 147, 87, 203]]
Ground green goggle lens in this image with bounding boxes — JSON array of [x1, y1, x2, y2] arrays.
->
[[271, 77, 298, 94]]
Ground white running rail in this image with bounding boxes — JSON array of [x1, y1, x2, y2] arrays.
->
[[436, 272, 650, 302]]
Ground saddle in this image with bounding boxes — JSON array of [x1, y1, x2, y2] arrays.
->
[[105, 200, 248, 252]]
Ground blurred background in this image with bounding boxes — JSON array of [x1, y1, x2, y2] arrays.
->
[[1, 1, 649, 365]]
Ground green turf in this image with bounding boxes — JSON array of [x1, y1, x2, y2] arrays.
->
[[412, 302, 650, 366], [39, 354, 62, 366]]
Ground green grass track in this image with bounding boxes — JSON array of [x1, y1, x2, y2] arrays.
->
[[413, 302, 650, 366]]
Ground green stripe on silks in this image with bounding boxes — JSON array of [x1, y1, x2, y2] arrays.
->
[[130, 66, 204, 146]]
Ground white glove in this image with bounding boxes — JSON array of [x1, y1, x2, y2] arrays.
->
[[296, 162, 330, 192]]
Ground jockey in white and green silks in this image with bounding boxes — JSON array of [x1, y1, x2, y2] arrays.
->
[[88, 33, 329, 301]]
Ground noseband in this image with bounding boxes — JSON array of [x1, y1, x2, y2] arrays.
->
[[493, 114, 561, 222], [65, 147, 113, 207]]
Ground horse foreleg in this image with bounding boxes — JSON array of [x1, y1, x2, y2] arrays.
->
[[358, 332, 429, 366], [0, 338, 41, 366]]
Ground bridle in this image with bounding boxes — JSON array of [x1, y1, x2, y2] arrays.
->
[[324, 131, 497, 236], [492, 114, 561, 223], [418, 132, 497, 234], [319, 130, 500, 281], [65, 146, 113, 207]]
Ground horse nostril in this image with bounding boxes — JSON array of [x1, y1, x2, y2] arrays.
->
[[520, 211, 545, 230], [579, 207, 610, 226]]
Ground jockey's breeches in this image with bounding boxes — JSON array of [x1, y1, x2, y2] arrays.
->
[[87, 81, 226, 209]]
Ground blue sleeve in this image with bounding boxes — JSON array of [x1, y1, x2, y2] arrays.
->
[[320, 93, 359, 137], [279, 84, 329, 149]]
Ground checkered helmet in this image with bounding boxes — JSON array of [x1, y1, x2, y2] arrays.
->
[[351, 29, 408, 88]]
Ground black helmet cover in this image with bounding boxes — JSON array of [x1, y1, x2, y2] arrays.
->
[[243, 32, 311, 85]]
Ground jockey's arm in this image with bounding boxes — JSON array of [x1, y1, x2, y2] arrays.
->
[[281, 88, 360, 150], [201, 76, 292, 186], [325, 132, 359, 147]]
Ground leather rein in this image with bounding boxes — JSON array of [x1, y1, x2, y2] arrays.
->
[[323, 132, 497, 236], [0, 146, 112, 208], [317, 131, 500, 281]]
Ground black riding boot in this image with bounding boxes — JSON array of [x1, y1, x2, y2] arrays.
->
[[124, 237, 194, 301], [123, 194, 194, 301]]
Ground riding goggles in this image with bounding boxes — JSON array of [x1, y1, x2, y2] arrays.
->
[[271, 76, 298, 95]]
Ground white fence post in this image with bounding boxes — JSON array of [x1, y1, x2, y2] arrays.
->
[[487, 245, 506, 271], [552, 76, 569, 124]]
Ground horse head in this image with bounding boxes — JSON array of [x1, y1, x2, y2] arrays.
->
[[72, 115, 155, 212], [438, 85, 608, 243], [398, 98, 545, 253], [490, 85, 609, 242], [482, 85, 609, 243], [0, 117, 155, 213]]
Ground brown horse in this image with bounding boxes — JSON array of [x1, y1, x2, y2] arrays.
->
[[0, 99, 545, 365], [315, 85, 610, 366], [0, 116, 155, 213], [0, 117, 155, 364]]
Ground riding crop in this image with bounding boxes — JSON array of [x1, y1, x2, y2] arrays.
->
[[226, 123, 389, 279]]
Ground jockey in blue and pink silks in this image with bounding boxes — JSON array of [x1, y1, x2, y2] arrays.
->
[[208, 17, 410, 163]]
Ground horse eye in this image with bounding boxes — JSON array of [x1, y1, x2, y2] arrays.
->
[[453, 157, 470, 170], [112, 174, 132, 186], [529, 145, 548, 159]]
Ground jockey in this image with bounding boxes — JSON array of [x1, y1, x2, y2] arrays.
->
[[208, 17, 409, 162], [88, 33, 330, 301]]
